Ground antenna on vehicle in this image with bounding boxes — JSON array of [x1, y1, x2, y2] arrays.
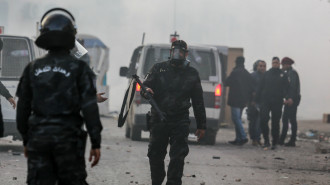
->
[[173, 0, 177, 32], [141, 32, 145, 46]]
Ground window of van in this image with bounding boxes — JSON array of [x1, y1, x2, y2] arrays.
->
[[143, 48, 170, 75], [0, 38, 31, 77], [143, 47, 216, 81]]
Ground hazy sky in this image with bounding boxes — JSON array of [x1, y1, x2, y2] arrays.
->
[[1, 0, 330, 119]]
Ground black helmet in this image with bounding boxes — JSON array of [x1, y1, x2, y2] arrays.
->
[[35, 8, 77, 50], [171, 40, 188, 52]]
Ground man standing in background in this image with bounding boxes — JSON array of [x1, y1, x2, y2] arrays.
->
[[279, 57, 301, 147], [225, 56, 254, 146], [247, 60, 266, 146], [257, 57, 289, 150]]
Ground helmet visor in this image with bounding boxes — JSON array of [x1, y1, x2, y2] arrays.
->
[[70, 40, 88, 59]]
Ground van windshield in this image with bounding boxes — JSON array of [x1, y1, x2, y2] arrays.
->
[[0, 37, 31, 77], [143, 47, 216, 81]]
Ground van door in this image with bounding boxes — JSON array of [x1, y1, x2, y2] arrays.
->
[[0, 36, 33, 137]]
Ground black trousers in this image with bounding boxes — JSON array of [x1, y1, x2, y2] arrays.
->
[[148, 120, 190, 185], [260, 102, 283, 145], [27, 137, 88, 185], [280, 105, 298, 143], [0, 106, 4, 137]]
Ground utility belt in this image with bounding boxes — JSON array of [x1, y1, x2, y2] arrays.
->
[[146, 111, 190, 130]]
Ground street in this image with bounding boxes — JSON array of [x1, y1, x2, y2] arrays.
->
[[0, 117, 329, 185]]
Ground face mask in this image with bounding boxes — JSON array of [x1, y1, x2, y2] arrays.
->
[[170, 46, 186, 66]]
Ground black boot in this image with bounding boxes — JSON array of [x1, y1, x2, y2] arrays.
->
[[284, 141, 296, 147]]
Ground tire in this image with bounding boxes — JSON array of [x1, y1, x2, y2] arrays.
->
[[130, 125, 141, 141], [125, 124, 131, 138], [200, 129, 217, 145]]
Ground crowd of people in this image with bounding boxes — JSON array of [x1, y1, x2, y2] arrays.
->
[[225, 56, 301, 150]]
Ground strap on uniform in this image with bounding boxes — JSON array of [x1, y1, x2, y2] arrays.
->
[[118, 79, 137, 127]]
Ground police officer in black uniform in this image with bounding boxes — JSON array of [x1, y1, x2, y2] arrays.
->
[[257, 57, 289, 150], [142, 40, 206, 185], [16, 8, 102, 185]]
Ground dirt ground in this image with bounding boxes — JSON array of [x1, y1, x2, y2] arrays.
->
[[0, 118, 329, 185]]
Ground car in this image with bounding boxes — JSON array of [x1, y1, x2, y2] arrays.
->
[[0, 34, 46, 140], [120, 43, 234, 145]]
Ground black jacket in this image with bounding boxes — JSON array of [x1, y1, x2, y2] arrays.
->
[[143, 61, 206, 129], [225, 64, 254, 108], [257, 68, 289, 105], [16, 50, 102, 148], [251, 71, 264, 102], [284, 67, 301, 106]]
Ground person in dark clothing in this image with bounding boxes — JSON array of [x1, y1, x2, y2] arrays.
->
[[0, 40, 17, 137], [247, 60, 266, 146], [257, 57, 289, 150], [142, 40, 206, 185], [279, 57, 301, 147], [16, 8, 102, 185], [225, 56, 254, 146]]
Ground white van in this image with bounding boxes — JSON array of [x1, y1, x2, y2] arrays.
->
[[0, 35, 46, 139], [120, 43, 228, 145]]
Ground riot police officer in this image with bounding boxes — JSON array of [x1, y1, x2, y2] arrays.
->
[[143, 40, 206, 185], [16, 8, 102, 185]]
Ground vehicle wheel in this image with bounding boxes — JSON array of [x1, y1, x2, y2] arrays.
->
[[125, 124, 131, 138], [130, 125, 141, 141], [200, 129, 217, 145]]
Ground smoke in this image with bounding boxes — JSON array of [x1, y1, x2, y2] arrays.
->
[[1, 0, 329, 119]]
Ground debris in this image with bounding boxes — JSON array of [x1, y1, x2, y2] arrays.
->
[[274, 157, 285, 160], [126, 172, 130, 174], [235, 178, 241, 182], [212, 156, 220, 159], [305, 130, 317, 137], [280, 176, 289, 179], [106, 146, 110, 150], [200, 182, 205, 185], [223, 175, 227, 177], [184, 174, 196, 178], [13, 177, 17, 180], [12, 152, 21, 156]]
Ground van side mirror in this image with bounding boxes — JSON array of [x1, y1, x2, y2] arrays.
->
[[120, 67, 128, 77]]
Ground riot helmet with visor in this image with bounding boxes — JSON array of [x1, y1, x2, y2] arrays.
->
[[35, 8, 77, 50]]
